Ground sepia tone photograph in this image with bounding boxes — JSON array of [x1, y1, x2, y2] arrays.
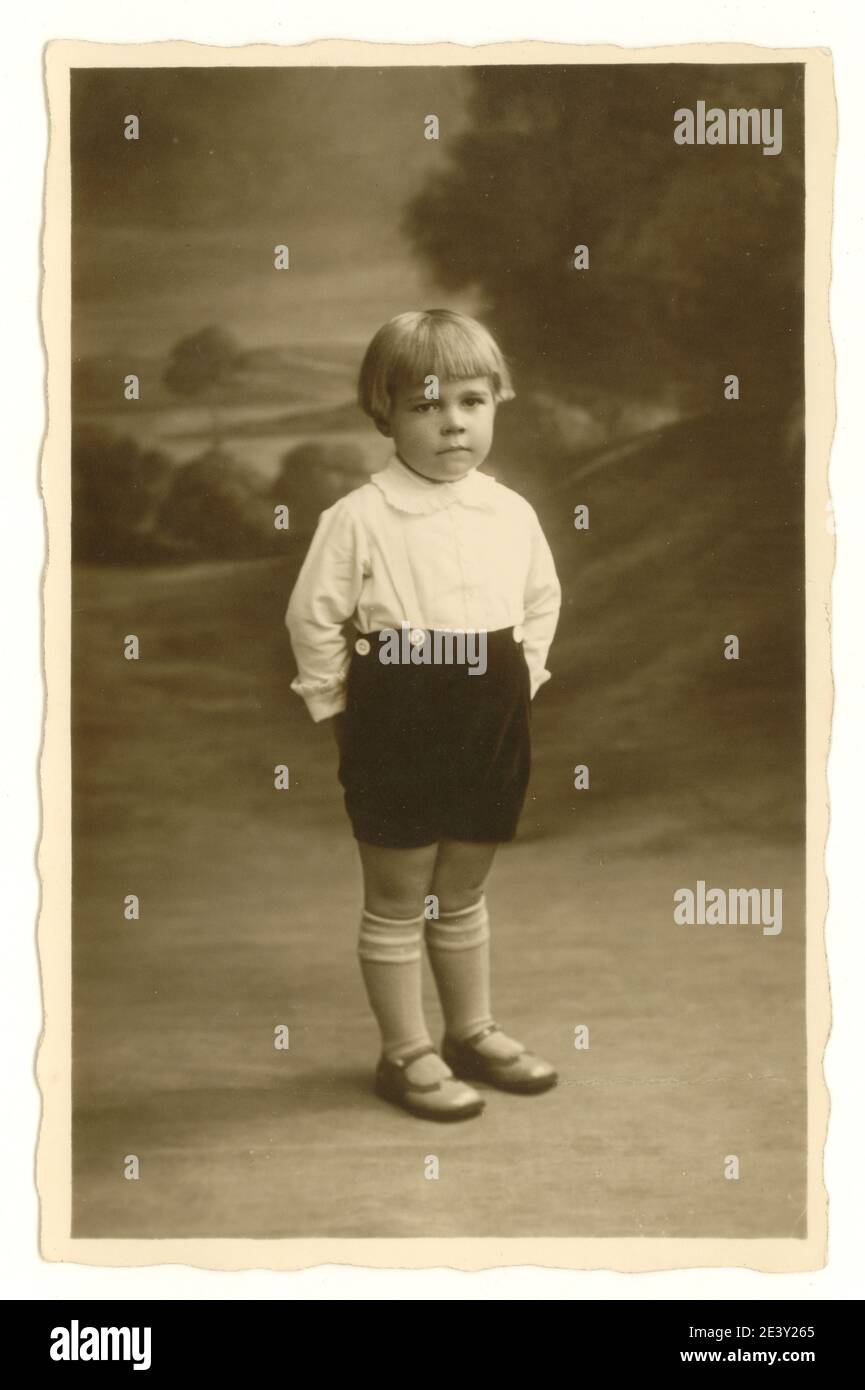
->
[[38, 39, 834, 1270]]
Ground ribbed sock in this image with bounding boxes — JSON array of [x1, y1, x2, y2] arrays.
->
[[425, 896, 524, 1060], [357, 908, 446, 1076]]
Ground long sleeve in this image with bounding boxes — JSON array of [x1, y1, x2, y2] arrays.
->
[[521, 509, 562, 700], [285, 499, 368, 722]]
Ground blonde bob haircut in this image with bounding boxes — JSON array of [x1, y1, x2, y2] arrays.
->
[[357, 308, 515, 432]]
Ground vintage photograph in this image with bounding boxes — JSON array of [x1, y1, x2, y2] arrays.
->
[[38, 40, 833, 1269]]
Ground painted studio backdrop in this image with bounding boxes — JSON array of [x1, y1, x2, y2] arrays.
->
[[70, 63, 805, 1238]]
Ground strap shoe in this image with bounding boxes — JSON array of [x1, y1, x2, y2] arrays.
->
[[374, 1043, 486, 1121], [441, 1022, 558, 1094]]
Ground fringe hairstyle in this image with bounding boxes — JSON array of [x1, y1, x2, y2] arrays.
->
[[357, 309, 515, 430]]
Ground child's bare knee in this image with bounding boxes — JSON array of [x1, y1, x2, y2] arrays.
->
[[363, 891, 427, 920], [430, 884, 485, 916]]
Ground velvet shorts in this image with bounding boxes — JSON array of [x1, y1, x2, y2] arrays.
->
[[336, 625, 532, 849]]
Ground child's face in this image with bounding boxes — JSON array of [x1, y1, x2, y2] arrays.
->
[[383, 375, 497, 481]]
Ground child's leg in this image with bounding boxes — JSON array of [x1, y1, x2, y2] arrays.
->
[[355, 840, 439, 1065], [425, 839, 525, 1060]]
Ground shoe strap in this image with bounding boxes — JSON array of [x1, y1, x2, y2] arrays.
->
[[391, 1043, 437, 1069], [460, 1022, 501, 1046]]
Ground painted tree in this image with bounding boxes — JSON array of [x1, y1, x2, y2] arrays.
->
[[403, 65, 804, 415], [162, 325, 243, 445], [72, 423, 174, 562]]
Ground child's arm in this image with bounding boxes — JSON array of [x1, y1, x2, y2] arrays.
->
[[521, 509, 562, 700], [285, 499, 368, 723]]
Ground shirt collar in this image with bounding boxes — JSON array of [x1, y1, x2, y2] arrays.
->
[[370, 451, 498, 515]]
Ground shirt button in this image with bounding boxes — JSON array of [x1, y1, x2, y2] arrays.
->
[[513, 625, 524, 642], [354, 637, 371, 656], [409, 628, 426, 647]]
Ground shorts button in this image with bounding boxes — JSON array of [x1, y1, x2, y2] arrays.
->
[[354, 637, 371, 656], [512, 625, 524, 642], [409, 627, 426, 647]]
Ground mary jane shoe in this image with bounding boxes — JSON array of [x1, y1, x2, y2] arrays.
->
[[441, 1022, 558, 1095], [374, 1043, 486, 1121]]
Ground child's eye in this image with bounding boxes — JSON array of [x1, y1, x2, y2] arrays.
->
[[412, 396, 486, 413]]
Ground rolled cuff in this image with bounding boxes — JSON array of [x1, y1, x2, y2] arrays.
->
[[290, 674, 348, 723]]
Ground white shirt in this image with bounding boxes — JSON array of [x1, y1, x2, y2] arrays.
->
[[285, 451, 562, 722]]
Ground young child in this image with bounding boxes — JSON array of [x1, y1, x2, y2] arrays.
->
[[285, 309, 562, 1122]]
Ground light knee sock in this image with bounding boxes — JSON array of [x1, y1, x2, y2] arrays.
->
[[357, 908, 433, 1063], [425, 896, 524, 1060], [425, 896, 495, 1041]]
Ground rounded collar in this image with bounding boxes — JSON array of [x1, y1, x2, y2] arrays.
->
[[370, 451, 499, 515]]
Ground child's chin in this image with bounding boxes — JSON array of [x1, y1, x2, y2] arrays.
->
[[435, 452, 476, 475]]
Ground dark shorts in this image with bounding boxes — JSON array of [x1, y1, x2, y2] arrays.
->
[[337, 625, 532, 849]]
